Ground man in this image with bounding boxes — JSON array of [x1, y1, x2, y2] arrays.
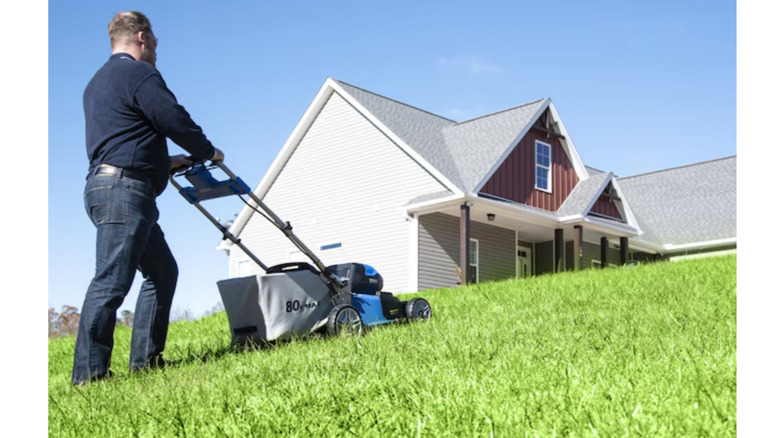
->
[[72, 11, 224, 385]]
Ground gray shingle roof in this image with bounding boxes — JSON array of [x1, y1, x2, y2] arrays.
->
[[618, 156, 736, 247], [406, 190, 456, 205], [586, 166, 606, 176]]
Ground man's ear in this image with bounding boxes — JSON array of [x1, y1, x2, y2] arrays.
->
[[136, 31, 146, 45]]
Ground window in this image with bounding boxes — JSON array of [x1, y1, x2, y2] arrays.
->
[[469, 238, 479, 283], [320, 242, 342, 251], [237, 259, 251, 277], [317, 241, 342, 258], [535, 140, 552, 192]]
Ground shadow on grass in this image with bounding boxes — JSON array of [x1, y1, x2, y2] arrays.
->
[[170, 330, 334, 368], [134, 315, 428, 377]]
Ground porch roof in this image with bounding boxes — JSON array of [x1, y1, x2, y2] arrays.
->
[[405, 190, 640, 243]]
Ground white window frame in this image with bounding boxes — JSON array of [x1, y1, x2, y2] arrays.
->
[[237, 259, 251, 277], [469, 238, 479, 283], [535, 140, 552, 193]]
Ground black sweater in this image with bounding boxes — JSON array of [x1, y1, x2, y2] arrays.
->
[[83, 53, 216, 195]]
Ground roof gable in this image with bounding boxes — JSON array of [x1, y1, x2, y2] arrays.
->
[[225, 78, 462, 241], [334, 81, 463, 187], [558, 172, 612, 217], [587, 181, 628, 222], [336, 80, 589, 194], [441, 100, 548, 192], [331, 80, 462, 194], [557, 172, 640, 230]]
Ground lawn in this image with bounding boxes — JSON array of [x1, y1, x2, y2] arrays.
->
[[48, 255, 736, 437]]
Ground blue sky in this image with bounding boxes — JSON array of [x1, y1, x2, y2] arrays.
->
[[44, 1, 739, 319]]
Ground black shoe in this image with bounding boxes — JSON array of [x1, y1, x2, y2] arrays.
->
[[73, 370, 115, 386], [130, 355, 178, 373]]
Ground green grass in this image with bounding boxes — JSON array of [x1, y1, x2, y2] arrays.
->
[[48, 255, 736, 437]]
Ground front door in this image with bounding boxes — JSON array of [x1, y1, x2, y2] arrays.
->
[[517, 245, 532, 278]]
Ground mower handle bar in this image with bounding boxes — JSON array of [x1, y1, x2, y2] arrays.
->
[[169, 159, 348, 296]]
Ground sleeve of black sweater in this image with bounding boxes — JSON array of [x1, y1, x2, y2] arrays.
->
[[134, 72, 217, 161]]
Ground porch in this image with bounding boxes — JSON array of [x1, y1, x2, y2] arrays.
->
[[411, 197, 640, 289]]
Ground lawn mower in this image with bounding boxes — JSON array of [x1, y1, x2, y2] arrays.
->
[[169, 160, 432, 345]]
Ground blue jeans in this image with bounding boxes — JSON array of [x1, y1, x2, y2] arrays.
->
[[72, 173, 178, 384]]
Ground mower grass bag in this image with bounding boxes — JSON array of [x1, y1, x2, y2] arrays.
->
[[217, 266, 333, 345], [171, 163, 432, 345]]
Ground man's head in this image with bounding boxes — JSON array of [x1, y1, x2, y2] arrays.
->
[[108, 11, 157, 67]]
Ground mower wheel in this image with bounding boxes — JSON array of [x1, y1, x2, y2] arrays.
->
[[405, 298, 432, 320], [327, 304, 363, 337]]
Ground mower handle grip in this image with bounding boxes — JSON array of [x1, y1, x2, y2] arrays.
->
[[169, 155, 229, 176], [266, 262, 321, 275]]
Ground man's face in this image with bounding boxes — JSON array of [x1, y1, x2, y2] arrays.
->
[[140, 29, 158, 67]]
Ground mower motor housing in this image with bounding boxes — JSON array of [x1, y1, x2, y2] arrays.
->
[[328, 263, 383, 294]]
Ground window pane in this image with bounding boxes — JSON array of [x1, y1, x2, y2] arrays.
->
[[536, 167, 548, 189], [540, 151, 550, 166], [536, 143, 550, 168], [468, 240, 478, 282]]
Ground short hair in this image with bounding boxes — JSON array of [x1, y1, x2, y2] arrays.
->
[[108, 11, 152, 48]]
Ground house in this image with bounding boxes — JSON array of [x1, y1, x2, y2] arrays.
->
[[219, 78, 736, 291]]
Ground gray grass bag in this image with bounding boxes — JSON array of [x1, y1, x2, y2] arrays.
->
[[217, 269, 333, 344]]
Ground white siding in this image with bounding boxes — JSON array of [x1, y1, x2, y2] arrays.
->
[[228, 92, 450, 292]]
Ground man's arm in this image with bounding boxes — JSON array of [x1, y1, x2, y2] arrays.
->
[[134, 73, 218, 161]]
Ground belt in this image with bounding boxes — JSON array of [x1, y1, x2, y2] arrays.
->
[[94, 165, 156, 193]]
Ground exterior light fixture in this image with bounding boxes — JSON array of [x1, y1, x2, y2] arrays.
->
[[487, 213, 496, 221]]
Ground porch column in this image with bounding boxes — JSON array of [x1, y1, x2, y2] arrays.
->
[[600, 237, 608, 268], [460, 203, 471, 284], [554, 228, 564, 273], [573, 225, 583, 271], [620, 237, 629, 265]]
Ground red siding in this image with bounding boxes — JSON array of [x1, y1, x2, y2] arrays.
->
[[480, 129, 579, 212], [591, 196, 622, 219]]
